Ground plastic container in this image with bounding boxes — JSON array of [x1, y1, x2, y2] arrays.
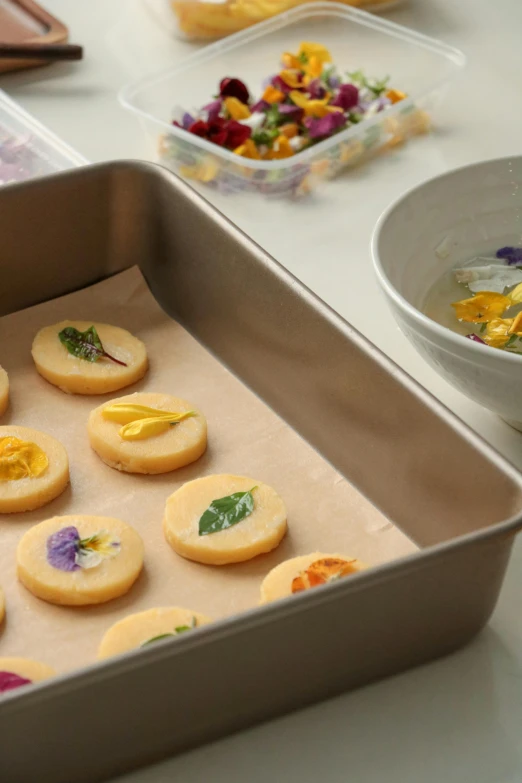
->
[[0, 88, 86, 185], [121, 3, 466, 197], [162, 0, 406, 42]]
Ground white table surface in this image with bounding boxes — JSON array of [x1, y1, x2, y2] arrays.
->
[[4, 1, 522, 780]]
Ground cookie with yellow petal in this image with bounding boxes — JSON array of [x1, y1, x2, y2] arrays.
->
[[32, 321, 148, 395], [88, 392, 207, 474], [0, 425, 69, 514], [260, 552, 366, 604], [164, 474, 287, 565]]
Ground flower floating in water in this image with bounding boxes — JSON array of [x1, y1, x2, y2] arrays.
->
[[172, 41, 408, 165], [291, 557, 359, 594], [47, 526, 121, 572], [451, 291, 511, 323]]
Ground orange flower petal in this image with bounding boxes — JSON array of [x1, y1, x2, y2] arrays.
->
[[451, 292, 511, 323], [279, 122, 299, 139], [262, 85, 285, 104], [224, 96, 251, 120], [291, 557, 358, 594], [279, 69, 303, 89], [386, 88, 407, 105], [233, 139, 261, 160], [281, 52, 302, 70]]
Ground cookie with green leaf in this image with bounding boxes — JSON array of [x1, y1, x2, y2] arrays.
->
[[32, 320, 148, 395], [163, 474, 287, 565], [97, 607, 211, 659]]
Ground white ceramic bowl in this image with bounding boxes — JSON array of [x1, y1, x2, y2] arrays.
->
[[371, 156, 522, 430]]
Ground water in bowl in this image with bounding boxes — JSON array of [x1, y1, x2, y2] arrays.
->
[[423, 246, 522, 354]]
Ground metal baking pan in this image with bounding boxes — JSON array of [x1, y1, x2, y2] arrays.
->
[[1, 161, 522, 783]]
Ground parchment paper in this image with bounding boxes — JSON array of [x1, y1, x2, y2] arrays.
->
[[0, 268, 416, 672]]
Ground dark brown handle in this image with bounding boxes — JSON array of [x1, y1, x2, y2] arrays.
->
[[0, 43, 83, 61]]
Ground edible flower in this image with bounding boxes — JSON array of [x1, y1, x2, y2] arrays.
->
[[451, 291, 511, 323], [219, 77, 249, 105], [263, 135, 294, 160], [278, 69, 304, 89], [386, 88, 407, 105], [484, 317, 516, 348], [297, 41, 332, 67], [188, 117, 251, 150], [102, 403, 196, 441], [224, 96, 251, 121], [262, 85, 285, 104], [0, 671, 32, 693], [47, 526, 121, 572], [0, 436, 48, 481], [497, 246, 522, 266], [291, 557, 358, 594], [331, 83, 359, 110], [509, 282, 522, 304], [304, 112, 346, 139], [289, 90, 342, 118], [234, 138, 262, 159]]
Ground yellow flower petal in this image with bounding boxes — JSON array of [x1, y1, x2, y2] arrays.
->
[[224, 96, 251, 120], [262, 85, 285, 104], [263, 136, 294, 160], [0, 436, 48, 481], [303, 55, 324, 79], [279, 69, 303, 88], [233, 139, 261, 159], [119, 412, 195, 441], [509, 311, 522, 334], [386, 88, 407, 105], [509, 282, 522, 305], [288, 91, 341, 118], [281, 52, 301, 70], [298, 42, 332, 65], [484, 317, 514, 348], [451, 292, 511, 323]]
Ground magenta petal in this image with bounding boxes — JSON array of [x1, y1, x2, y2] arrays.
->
[[251, 99, 269, 113], [331, 83, 359, 110], [0, 671, 32, 693], [465, 334, 486, 344], [306, 79, 327, 99], [202, 99, 222, 121], [304, 112, 346, 139], [47, 526, 80, 572], [278, 104, 304, 123]]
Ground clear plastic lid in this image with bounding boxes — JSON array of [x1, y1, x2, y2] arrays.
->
[[0, 89, 86, 186]]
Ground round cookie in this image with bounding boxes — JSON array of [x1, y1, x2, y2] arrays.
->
[[260, 552, 366, 604], [0, 366, 8, 416], [0, 587, 4, 624], [88, 392, 207, 474], [0, 425, 69, 514], [17, 514, 144, 606], [0, 658, 55, 694], [32, 320, 148, 395], [164, 474, 287, 565], [98, 607, 211, 659]]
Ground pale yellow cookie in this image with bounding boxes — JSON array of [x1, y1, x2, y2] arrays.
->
[[0, 658, 55, 694], [17, 514, 144, 606], [0, 425, 69, 514], [0, 587, 4, 624], [32, 320, 148, 395], [88, 392, 207, 474], [260, 552, 366, 604], [98, 606, 211, 659], [0, 366, 8, 417], [164, 474, 287, 565]]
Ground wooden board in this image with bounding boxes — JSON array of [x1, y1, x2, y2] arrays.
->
[[0, 0, 68, 73]]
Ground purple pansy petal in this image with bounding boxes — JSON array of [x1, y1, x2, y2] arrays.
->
[[181, 112, 195, 130], [271, 75, 292, 94], [202, 99, 222, 121], [497, 246, 522, 265], [327, 74, 341, 89], [0, 671, 32, 693], [304, 112, 346, 139], [47, 526, 80, 572], [251, 99, 269, 113], [278, 103, 304, 123], [466, 334, 486, 344], [331, 83, 359, 110]]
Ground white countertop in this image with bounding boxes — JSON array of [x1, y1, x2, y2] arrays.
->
[[4, 1, 522, 780]]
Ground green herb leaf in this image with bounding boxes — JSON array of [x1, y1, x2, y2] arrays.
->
[[141, 633, 175, 647], [505, 333, 519, 348], [264, 104, 283, 128], [251, 126, 280, 147], [58, 326, 127, 366], [479, 322, 487, 333], [198, 487, 257, 536]]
